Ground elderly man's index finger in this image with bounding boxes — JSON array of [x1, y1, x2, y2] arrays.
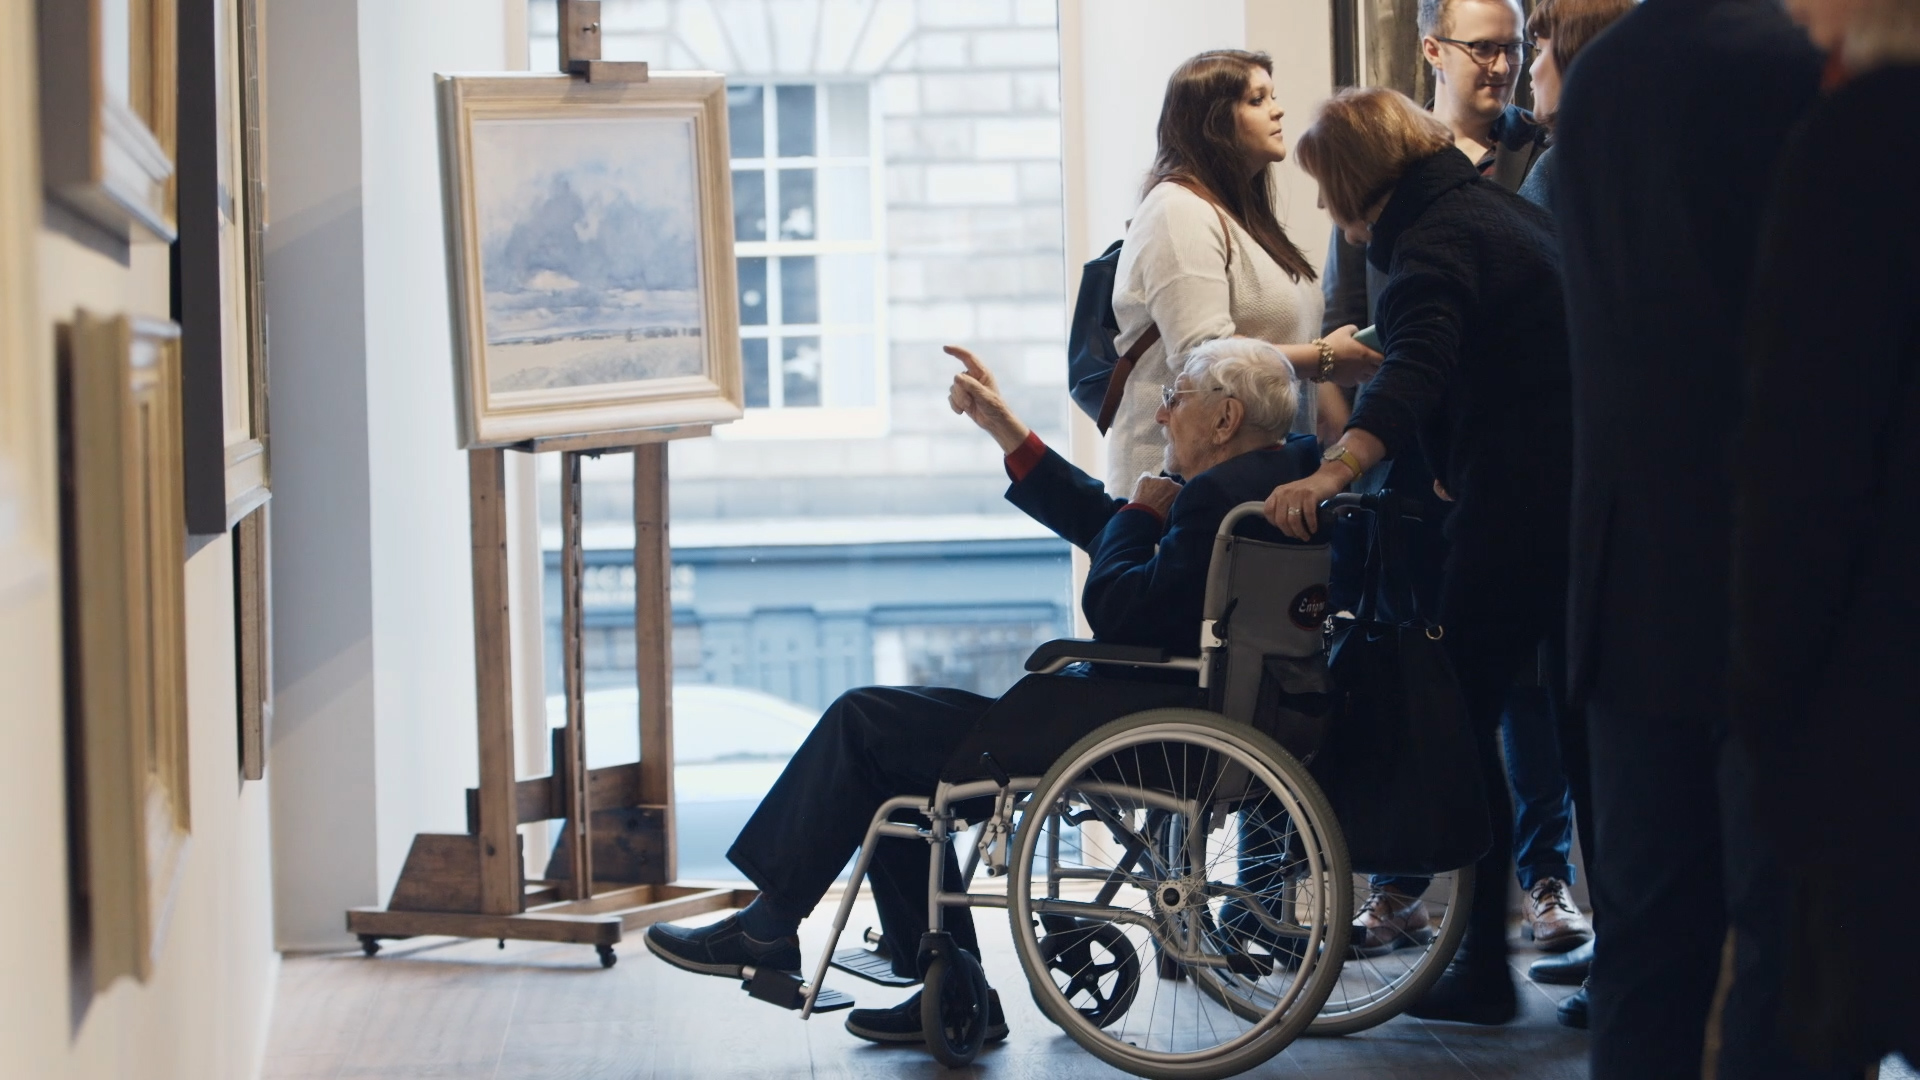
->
[[942, 344, 986, 378]]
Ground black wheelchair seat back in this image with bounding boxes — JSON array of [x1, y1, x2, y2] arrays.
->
[[937, 673, 1203, 784], [1202, 524, 1335, 760]]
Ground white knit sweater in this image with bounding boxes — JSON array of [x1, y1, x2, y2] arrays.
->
[[1108, 181, 1324, 493]]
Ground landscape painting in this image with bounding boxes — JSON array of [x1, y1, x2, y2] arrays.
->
[[439, 73, 743, 448], [472, 115, 706, 395]]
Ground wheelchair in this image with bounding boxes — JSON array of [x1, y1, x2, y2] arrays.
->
[[741, 495, 1467, 1079]]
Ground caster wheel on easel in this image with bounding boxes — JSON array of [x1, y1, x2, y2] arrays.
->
[[359, 935, 381, 957], [596, 944, 617, 968]]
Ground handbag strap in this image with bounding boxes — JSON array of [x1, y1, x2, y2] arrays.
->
[[1357, 494, 1427, 626]]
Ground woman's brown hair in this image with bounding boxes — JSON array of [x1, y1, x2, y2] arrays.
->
[[1527, 0, 1637, 119], [1294, 87, 1454, 225], [1143, 50, 1317, 283]]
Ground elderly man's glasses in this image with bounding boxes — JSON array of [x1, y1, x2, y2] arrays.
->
[[1435, 36, 1532, 66], [1161, 384, 1226, 408]]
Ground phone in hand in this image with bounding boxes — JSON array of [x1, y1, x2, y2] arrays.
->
[[1353, 325, 1382, 353]]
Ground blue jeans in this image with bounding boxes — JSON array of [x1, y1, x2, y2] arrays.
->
[[1370, 679, 1579, 898]]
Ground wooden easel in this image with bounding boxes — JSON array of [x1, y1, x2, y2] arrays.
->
[[345, 2, 754, 967]]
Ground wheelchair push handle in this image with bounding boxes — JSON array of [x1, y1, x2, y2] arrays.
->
[[1215, 493, 1398, 543]]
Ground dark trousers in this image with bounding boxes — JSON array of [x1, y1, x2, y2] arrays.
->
[[726, 686, 990, 970], [1502, 681, 1580, 889], [1586, 703, 1863, 1080]]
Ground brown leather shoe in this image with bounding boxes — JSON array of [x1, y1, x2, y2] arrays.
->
[[1524, 878, 1594, 953], [1350, 887, 1432, 957]]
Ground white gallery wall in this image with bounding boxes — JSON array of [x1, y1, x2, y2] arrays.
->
[[3, 2, 279, 1074], [266, 0, 516, 950]]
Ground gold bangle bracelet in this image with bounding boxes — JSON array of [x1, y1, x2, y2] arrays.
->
[[1311, 338, 1335, 383]]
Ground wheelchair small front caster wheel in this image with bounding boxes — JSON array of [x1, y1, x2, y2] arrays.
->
[[921, 943, 990, 1067], [358, 935, 381, 958], [1039, 919, 1140, 1028], [596, 944, 617, 969]]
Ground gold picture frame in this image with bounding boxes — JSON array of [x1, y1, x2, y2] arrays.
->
[[2, 0, 48, 600], [62, 313, 190, 988], [436, 72, 744, 448], [37, 0, 179, 241], [218, 0, 269, 520]]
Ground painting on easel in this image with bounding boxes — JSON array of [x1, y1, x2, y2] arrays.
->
[[438, 72, 744, 448]]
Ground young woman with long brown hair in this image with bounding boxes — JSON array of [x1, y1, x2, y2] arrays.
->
[[1107, 49, 1380, 492]]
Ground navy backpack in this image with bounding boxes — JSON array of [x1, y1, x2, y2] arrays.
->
[[1066, 182, 1231, 433]]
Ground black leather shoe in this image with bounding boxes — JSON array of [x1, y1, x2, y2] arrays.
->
[[845, 989, 1008, 1045], [1405, 958, 1519, 1026], [643, 915, 801, 979], [1529, 938, 1594, 986], [1557, 982, 1590, 1029]]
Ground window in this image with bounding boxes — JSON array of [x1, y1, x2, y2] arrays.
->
[[726, 80, 885, 438]]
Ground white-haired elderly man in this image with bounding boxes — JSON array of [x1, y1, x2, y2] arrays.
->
[[645, 337, 1319, 1046]]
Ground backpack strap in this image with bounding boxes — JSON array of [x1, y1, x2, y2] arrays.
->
[[1096, 322, 1161, 434]]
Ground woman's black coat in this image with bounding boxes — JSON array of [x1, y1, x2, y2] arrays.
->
[[1348, 148, 1572, 622]]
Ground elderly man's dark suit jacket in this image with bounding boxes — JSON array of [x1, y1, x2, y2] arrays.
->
[[1553, 0, 1821, 713], [1004, 435, 1319, 656]]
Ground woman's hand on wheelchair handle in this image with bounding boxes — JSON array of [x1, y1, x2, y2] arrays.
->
[[1265, 468, 1351, 541]]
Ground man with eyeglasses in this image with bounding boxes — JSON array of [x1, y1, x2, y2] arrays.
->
[[643, 338, 1319, 1046], [1318, 0, 1592, 1032]]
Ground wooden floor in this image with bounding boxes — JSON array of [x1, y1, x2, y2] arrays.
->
[[263, 891, 1602, 1079]]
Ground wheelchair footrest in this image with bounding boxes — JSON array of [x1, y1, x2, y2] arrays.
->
[[831, 945, 917, 987], [742, 966, 857, 1013]]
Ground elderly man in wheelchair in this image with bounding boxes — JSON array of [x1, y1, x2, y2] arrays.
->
[[646, 337, 1355, 1076]]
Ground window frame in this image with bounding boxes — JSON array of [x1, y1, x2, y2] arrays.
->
[[721, 77, 889, 441]]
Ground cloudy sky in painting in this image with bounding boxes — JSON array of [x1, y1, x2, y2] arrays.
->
[[472, 115, 704, 343]]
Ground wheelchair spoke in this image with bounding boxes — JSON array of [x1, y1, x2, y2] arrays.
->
[[1007, 711, 1351, 1073]]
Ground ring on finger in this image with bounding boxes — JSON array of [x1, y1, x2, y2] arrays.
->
[[1286, 507, 1302, 516]]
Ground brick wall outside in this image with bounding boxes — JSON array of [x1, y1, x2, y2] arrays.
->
[[531, 0, 1072, 525]]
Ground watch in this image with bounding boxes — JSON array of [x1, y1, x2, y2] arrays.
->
[[1322, 443, 1364, 481]]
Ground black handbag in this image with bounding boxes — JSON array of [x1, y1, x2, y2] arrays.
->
[[1310, 494, 1490, 877]]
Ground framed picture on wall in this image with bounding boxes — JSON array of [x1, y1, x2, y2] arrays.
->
[[177, 0, 271, 533], [60, 313, 191, 988], [176, 0, 274, 778], [436, 72, 744, 448], [37, 0, 179, 241], [2, 0, 47, 601], [1329, 0, 1435, 103]]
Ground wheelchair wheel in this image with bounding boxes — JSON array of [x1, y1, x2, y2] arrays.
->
[[1309, 866, 1473, 1035], [1008, 708, 1351, 1080], [920, 939, 992, 1067]]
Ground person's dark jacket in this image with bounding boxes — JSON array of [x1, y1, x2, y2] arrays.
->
[[1730, 62, 1920, 1065], [1322, 107, 1544, 618], [1004, 435, 1318, 656], [1322, 104, 1544, 332], [1346, 148, 1571, 607], [1552, 0, 1822, 713]]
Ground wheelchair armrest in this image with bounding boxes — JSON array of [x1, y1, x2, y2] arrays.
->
[[1023, 638, 1175, 673]]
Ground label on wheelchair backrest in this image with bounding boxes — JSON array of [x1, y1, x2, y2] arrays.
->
[[1289, 585, 1329, 630]]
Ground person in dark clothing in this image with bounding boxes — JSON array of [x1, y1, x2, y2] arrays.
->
[[1273, 86, 1572, 1026], [1322, 0, 1595, 988], [645, 337, 1318, 1046], [1731, 0, 1920, 1072], [1549, 2, 1845, 1077]]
